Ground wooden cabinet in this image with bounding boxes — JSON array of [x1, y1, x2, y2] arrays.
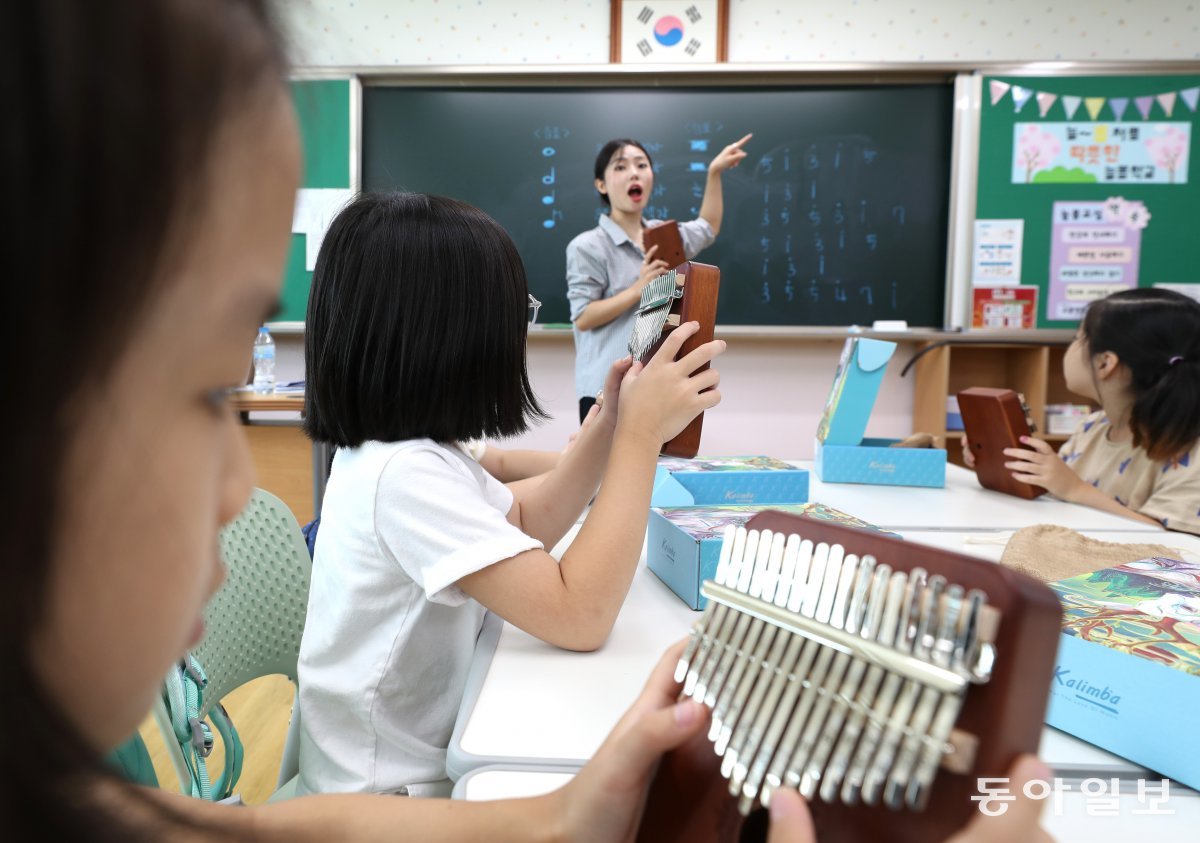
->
[[231, 393, 316, 525], [242, 423, 315, 525], [911, 340, 1093, 466]]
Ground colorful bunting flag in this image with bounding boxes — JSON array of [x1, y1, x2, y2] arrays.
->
[[997, 80, 1200, 122], [1011, 85, 1034, 113], [1036, 92, 1058, 118]]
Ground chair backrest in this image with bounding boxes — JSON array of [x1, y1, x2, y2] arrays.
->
[[194, 488, 312, 717]]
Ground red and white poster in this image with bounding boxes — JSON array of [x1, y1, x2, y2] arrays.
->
[[972, 286, 1038, 329]]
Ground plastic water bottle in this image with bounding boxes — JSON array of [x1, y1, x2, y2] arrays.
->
[[252, 326, 276, 394]]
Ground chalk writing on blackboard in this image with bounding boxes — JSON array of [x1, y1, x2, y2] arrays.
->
[[522, 118, 925, 320], [536, 128, 568, 230]]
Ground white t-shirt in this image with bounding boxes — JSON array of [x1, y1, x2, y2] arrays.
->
[[296, 439, 542, 796]]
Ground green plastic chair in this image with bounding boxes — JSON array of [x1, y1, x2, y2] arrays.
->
[[153, 488, 312, 801]]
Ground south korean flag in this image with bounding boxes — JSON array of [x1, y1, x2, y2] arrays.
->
[[619, 2, 719, 64]]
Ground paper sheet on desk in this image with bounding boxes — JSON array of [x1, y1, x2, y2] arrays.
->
[[292, 188, 354, 271]]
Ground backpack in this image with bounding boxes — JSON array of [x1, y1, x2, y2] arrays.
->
[[108, 653, 243, 800]]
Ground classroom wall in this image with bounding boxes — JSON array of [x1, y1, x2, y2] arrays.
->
[[283, 0, 1200, 65], [273, 0, 1199, 456]]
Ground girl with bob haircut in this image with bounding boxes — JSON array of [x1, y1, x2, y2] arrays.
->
[[966, 288, 1200, 533], [299, 190, 727, 797], [566, 134, 751, 422], [4, 0, 1048, 838]]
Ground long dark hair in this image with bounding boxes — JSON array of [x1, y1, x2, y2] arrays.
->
[[304, 192, 546, 448], [1080, 288, 1200, 461], [1, 1, 285, 838]]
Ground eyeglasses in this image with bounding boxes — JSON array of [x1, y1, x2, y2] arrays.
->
[[528, 293, 542, 325]]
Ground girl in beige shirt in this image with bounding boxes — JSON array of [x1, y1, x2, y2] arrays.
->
[[993, 289, 1200, 533]]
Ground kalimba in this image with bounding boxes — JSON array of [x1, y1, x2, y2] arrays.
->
[[643, 219, 688, 269], [627, 262, 721, 458], [638, 510, 1061, 843], [958, 387, 1047, 500]]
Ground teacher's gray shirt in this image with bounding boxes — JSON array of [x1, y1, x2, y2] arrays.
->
[[566, 214, 715, 400]]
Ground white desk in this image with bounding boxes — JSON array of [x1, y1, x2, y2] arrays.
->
[[453, 766, 575, 801], [448, 525, 1199, 820], [793, 463, 1170, 533], [447, 559, 694, 777]]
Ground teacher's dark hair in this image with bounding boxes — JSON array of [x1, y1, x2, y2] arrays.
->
[[305, 192, 547, 448], [1080, 287, 1200, 462], [1, 0, 284, 838], [594, 138, 654, 207]]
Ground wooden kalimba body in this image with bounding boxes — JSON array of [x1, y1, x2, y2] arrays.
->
[[638, 511, 1062, 843], [643, 219, 688, 269], [627, 262, 721, 458], [957, 387, 1047, 500]]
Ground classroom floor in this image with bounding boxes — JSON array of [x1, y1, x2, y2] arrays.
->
[[137, 674, 296, 804]]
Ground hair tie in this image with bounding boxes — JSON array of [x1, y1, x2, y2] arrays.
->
[[1169, 356, 1185, 366]]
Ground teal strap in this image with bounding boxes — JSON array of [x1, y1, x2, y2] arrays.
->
[[160, 658, 224, 802], [209, 704, 243, 800]]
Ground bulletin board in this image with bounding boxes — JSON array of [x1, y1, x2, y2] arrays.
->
[[281, 77, 358, 323], [975, 74, 1200, 328]]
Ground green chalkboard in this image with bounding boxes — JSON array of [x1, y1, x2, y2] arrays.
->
[[362, 85, 953, 327], [977, 74, 1200, 328], [281, 79, 354, 322]]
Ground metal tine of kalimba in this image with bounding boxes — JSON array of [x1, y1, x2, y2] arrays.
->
[[716, 534, 800, 769], [810, 561, 893, 803], [884, 582, 964, 809], [711, 531, 787, 747], [730, 538, 823, 806], [906, 588, 987, 810], [709, 531, 782, 741], [723, 536, 813, 796], [745, 541, 847, 810], [860, 574, 946, 806], [820, 568, 908, 804], [683, 527, 749, 696], [883, 581, 964, 811], [628, 272, 682, 360], [632, 318, 660, 360], [757, 546, 857, 806], [840, 567, 929, 806], [692, 530, 762, 703], [677, 525, 740, 685], [702, 530, 776, 709], [791, 555, 879, 799], [636, 270, 681, 314]]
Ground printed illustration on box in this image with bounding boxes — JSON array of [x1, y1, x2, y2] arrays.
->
[[657, 502, 894, 541], [657, 455, 796, 473], [1051, 556, 1200, 674]]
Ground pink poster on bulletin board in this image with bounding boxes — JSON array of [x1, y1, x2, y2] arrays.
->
[[1047, 199, 1146, 321]]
